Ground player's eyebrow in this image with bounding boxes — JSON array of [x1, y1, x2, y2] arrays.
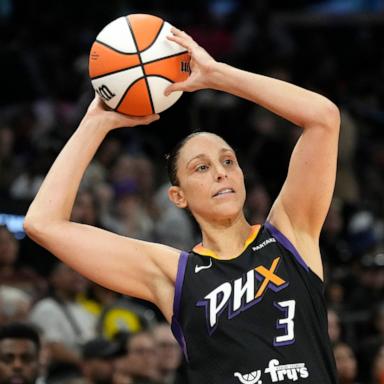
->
[[186, 148, 234, 168], [186, 154, 207, 168]]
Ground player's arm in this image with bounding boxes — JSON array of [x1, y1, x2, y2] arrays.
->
[[165, 28, 340, 278], [210, 66, 339, 278], [24, 98, 179, 316], [209, 68, 339, 280]]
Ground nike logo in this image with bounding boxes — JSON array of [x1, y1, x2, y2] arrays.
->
[[234, 370, 262, 384], [195, 258, 212, 273]]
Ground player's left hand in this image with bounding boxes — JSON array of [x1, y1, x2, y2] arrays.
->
[[164, 27, 217, 95]]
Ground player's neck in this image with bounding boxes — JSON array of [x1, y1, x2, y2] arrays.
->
[[199, 215, 252, 260]]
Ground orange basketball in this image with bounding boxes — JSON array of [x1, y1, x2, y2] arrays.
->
[[89, 14, 191, 116]]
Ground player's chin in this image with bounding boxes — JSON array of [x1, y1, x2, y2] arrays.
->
[[211, 202, 243, 220]]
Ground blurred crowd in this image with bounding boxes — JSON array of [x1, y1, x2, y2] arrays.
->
[[1, 1, 384, 383]]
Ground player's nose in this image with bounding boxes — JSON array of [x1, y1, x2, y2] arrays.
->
[[214, 164, 228, 181]]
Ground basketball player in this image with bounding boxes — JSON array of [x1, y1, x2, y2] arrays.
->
[[24, 27, 340, 383]]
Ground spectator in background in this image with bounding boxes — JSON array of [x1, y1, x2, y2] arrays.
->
[[134, 156, 158, 218], [45, 362, 85, 384], [0, 286, 32, 326], [333, 342, 360, 384], [0, 225, 46, 300], [116, 331, 160, 384], [152, 324, 181, 384], [349, 253, 384, 313], [113, 332, 135, 384], [96, 296, 157, 341], [358, 303, 384, 382], [334, 110, 360, 205], [29, 263, 96, 367], [101, 154, 156, 241], [0, 322, 41, 384], [103, 180, 154, 241], [328, 308, 342, 344], [81, 338, 121, 384], [153, 183, 195, 250], [77, 283, 119, 324], [70, 189, 104, 228], [245, 182, 271, 224], [372, 344, 384, 384], [325, 280, 346, 314], [0, 126, 15, 195], [320, 199, 350, 267]]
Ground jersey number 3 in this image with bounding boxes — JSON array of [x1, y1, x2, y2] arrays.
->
[[274, 300, 296, 346]]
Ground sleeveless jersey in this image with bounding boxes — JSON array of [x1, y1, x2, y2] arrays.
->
[[171, 222, 338, 384]]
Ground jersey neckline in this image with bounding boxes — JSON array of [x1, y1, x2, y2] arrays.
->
[[192, 224, 261, 260]]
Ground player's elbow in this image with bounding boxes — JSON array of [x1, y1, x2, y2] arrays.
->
[[315, 98, 341, 133], [23, 214, 51, 241], [24, 216, 42, 239]]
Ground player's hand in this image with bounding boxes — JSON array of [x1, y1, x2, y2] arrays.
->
[[164, 27, 217, 95], [84, 95, 160, 131]]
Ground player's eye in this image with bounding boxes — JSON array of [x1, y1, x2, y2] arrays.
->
[[223, 158, 234, 166], [196, 164, 209, 172]]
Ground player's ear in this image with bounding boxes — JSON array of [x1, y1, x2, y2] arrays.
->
[[168, 185, 188, 209]]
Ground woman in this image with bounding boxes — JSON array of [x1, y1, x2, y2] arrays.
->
[[24, 27, 340, 383]]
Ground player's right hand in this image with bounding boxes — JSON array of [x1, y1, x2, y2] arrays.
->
[[84, 95, 160, 131]]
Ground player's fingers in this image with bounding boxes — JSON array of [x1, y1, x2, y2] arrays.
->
[[170, 27, 194, 42], [167, 34, 190, 50], [113, 113, 160, 128], [164, 81, 189, 96], [168, 28, 197, 47], [167, 35, 198, 58], [130, 114, 160, 126], [143, 114, 161, 124]]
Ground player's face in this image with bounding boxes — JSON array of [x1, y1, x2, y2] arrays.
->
[[169, 133, 246, 223]]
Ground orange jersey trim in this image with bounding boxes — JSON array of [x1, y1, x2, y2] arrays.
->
[[192, 225, 261, 260]]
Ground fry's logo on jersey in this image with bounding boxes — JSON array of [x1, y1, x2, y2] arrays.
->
[[265, 359, 309, 382], [196, 257, 288, 334], [233, 359, 309, 383]]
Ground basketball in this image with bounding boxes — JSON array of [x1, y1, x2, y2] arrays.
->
[[89, 14, 191, 116]]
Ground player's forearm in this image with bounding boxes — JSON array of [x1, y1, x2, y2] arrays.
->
[[24, 117, 107, 230], [209, 62, 339, 130]]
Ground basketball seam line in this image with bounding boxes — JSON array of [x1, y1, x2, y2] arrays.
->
[[144, 50, 188, 66], [90, 63, 142, 80], [113, 74, 175, 108], [138, 20, 165, 54], [122, 16, 155, 114], [94, 19, 166, 55], [94, 40, 140, 55], [90, 51, 189, 80], [94, 37, 187, 59], [115, 76, 148, 109], [146, 74, 178, 83]]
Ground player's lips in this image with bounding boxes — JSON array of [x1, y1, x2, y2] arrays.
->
[[212, 188, 235, 197]]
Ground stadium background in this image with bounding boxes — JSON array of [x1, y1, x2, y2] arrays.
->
[[1, 0, 384, 383]]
